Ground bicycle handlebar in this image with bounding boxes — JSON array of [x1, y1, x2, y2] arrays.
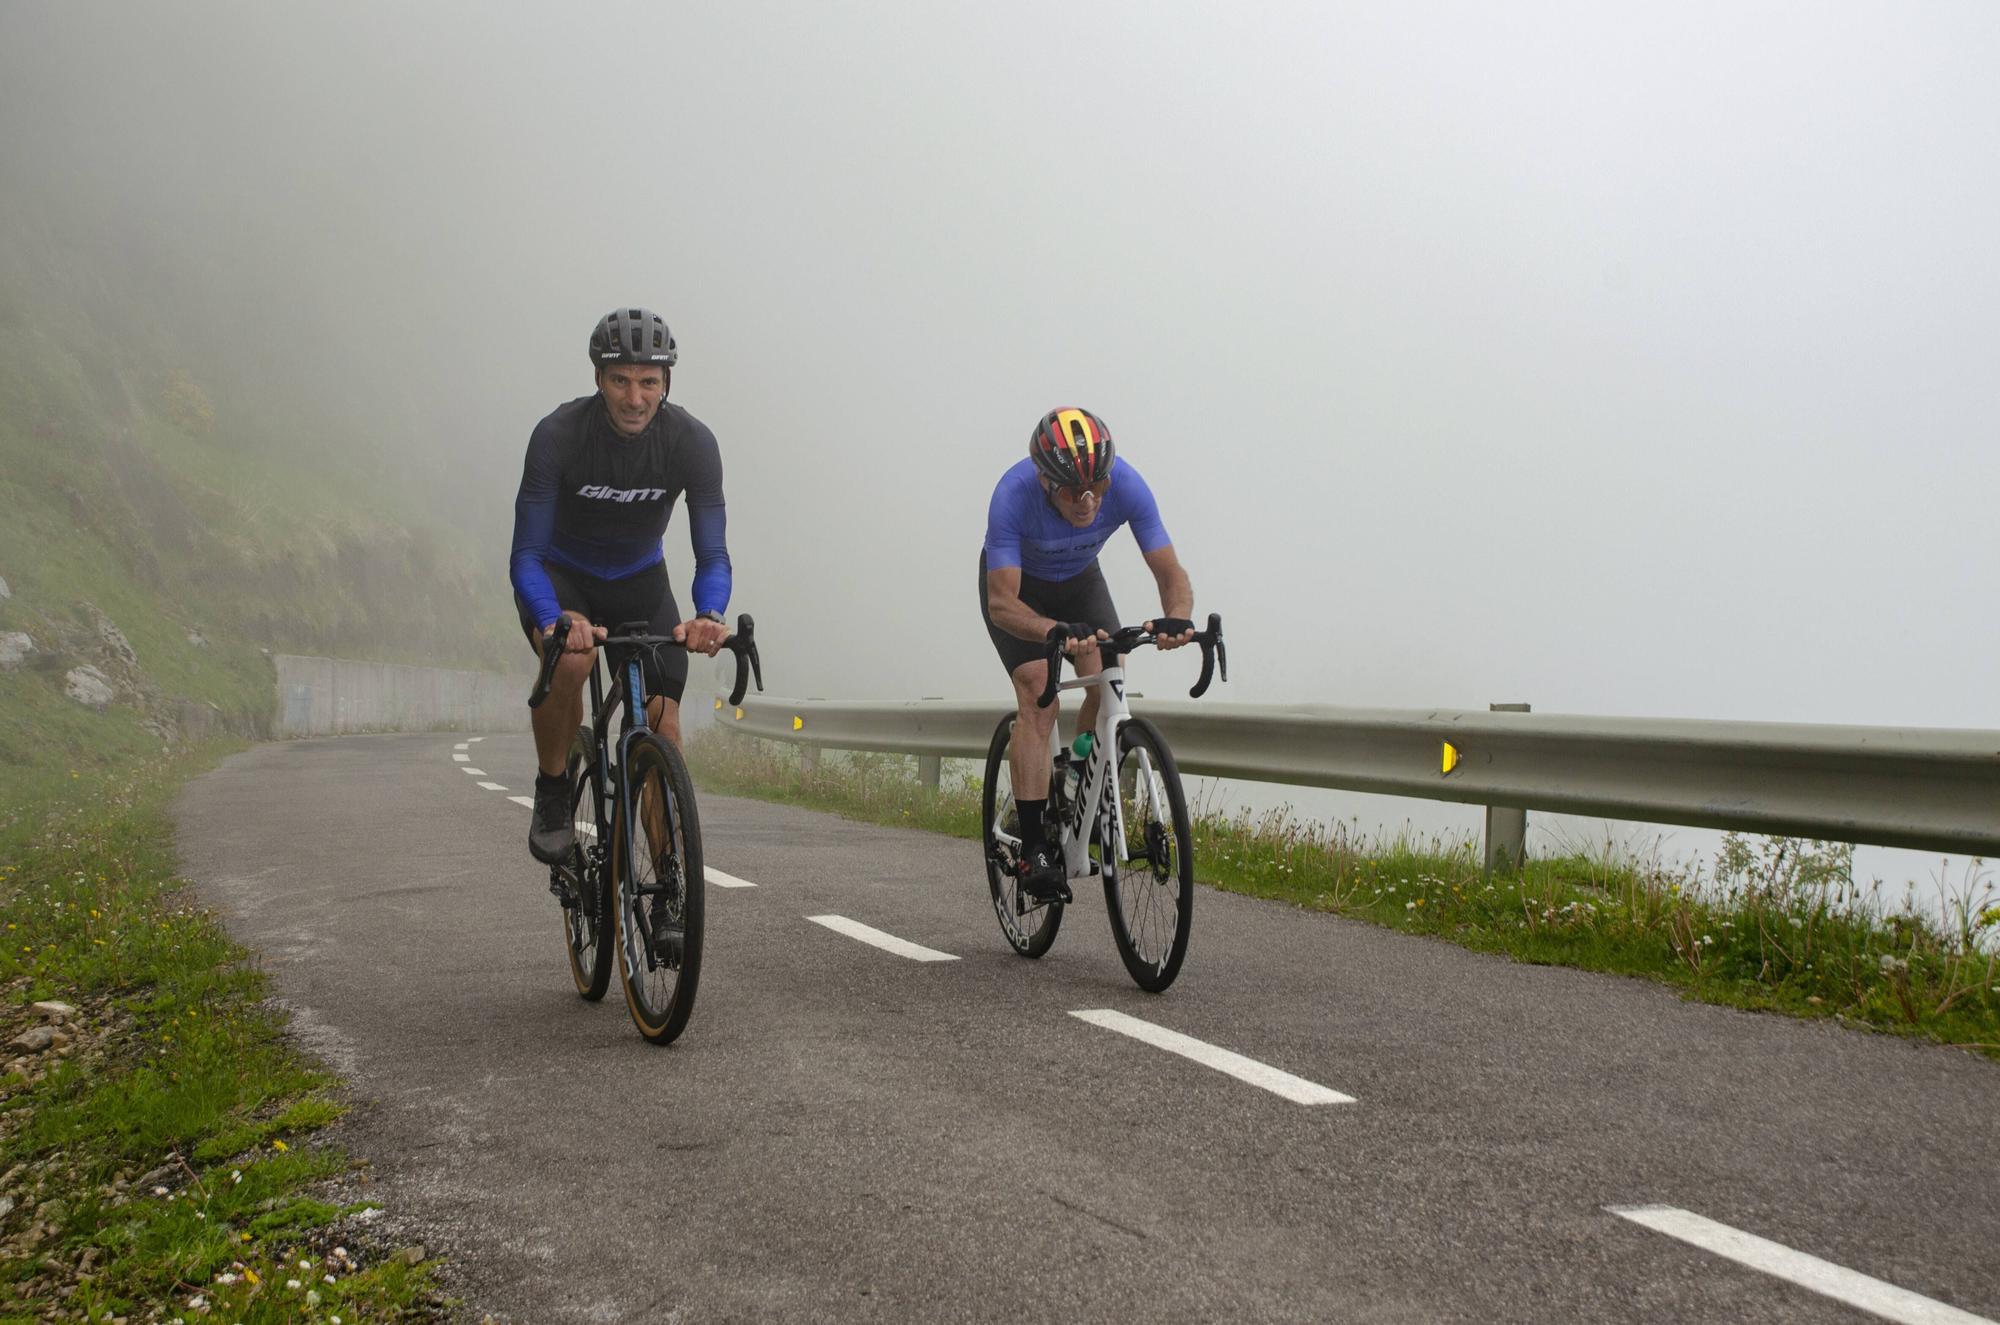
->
[[528, 612, 763, 710], [1034, 612, 1226, 709]]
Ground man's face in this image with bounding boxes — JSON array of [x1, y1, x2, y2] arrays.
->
[[1045, 475, 1111, 528], [597, 364, 667, 436]]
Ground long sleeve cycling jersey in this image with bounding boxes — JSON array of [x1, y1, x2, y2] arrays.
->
[[508, 394, 731, 631]]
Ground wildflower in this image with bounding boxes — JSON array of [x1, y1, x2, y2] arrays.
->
[[154, 1185, 169, 1196], [243, 1268, 259, 1284], [231, 1170, 241, 1184], [306, 1290, 321, 1308], [1405, 901, 1416, 911], [286, 1280, 302, 1291], [272, 1139, 288, 1152], [215, 1272, 238, 1285]]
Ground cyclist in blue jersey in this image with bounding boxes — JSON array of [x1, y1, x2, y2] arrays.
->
[[510, 307, 733, 864], [980, 406, 1195, 900]]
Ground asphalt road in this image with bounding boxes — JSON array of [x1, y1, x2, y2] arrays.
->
[[171, 732, 2000, 1324]]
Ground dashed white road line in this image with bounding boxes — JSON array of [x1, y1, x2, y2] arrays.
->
[[452, 753, 470, 762], [477, 782, 508, 792], [806, 915, 956, 962], [1607, 1206, 1994, 1325], [1068, 1009, 1354, 1105], [507, 795, 535, 810], [707, 868, 757, 889], [461, 767, 486, 776]]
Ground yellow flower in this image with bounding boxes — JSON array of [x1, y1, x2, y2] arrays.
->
[[272, 1139, 289, 1152]]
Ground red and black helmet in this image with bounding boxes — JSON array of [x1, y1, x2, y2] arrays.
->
[[1029, 407, 1116, 488]]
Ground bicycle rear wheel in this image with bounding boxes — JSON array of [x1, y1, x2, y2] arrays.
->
[[982, 714, 1064, 958], [613, 733, 705, 1044], [558, 726, 614, 1001], [1100, 717, 1193, 992]]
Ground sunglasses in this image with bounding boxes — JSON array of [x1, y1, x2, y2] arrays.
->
[[1050, 477, 1111, 504]]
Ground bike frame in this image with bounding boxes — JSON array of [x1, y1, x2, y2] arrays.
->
[[1048, 649, 1168, 881]]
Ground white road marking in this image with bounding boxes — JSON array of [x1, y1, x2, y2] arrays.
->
[[508, 796, 535, 810], [461, 767, 485, 776], [467, 736, 484, 742], [806, 915, 957, 962], [452, 753, 470, 762], [477, 782, 507, 791], [1068, 1009, 1355, 1106], [454, 743, 470, 752], [1607, 1205, 1996, 1325], [707, 868, 757, 889]]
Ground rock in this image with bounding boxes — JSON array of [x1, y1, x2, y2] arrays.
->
[[0, 575, 10, 599], [47, 1030, 71, 1051], [64, 666, 114, 708], [187, 627, 208, 648], [10, 1027, 54, 1053], [30, 1001, 74, 1022], [0, 1195, 12, 1218], [85, 606, 137, 667], [0, 632, 30, 669]]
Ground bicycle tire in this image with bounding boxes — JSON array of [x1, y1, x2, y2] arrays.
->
[[613, 733, 705, 1044], [1100, 717, 1193, 992], [982, 714, 1064, 958], [559, 726, 614, 1001]]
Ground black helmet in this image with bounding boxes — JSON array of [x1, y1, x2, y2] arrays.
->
[[588, 307, 678, 367], [1029, 407, 1116, 488]]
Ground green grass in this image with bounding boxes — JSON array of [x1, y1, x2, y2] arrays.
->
[[0, 756, 449, 1323], [688, 733, 2000, 1059]]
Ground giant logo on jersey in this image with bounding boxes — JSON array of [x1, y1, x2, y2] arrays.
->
[[577, 484, 668, 503]]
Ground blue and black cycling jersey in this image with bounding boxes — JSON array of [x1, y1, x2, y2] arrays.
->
[[981, 456, 1171, 582], [508, 394, 731, 632]]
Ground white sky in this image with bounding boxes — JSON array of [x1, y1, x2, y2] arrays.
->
[[5, 1, 1996, 887]]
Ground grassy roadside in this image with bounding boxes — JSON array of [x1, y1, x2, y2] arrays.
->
[[0, 753, 448, 1324], [688, 734, 2000, 1060]]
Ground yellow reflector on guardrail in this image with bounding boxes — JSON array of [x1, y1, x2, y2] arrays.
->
[[1442, 742, 1461, 775], [714, 697, 722, 710], [734, 707, 745, 721], [793, 716, 804, 731]]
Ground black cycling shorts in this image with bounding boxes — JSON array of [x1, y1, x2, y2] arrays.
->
[[514, 560, 688, 704], [978, 551, 1120, 678]]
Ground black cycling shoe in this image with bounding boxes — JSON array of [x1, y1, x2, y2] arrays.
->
[[1019, 842, 1072, 904], [528, 772, 576, 865]]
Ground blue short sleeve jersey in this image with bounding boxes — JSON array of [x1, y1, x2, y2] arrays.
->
[[508, 395, 731, 631], [982, 457, 1171, 582]]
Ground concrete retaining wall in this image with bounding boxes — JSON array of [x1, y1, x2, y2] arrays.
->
[[274, 654, 528, 737]]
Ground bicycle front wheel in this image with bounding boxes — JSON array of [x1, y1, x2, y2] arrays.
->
[[613, 733, 705, 1044], [982, 714, 1064, 958], [559, 725, 614, 1001], [1101, 717, 1193, 992]]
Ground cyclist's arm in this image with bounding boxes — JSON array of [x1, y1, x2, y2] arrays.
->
[[676, 422, 732, 656], [1141, 544, 1195, 647], [984, 565, 1064, 644], [509, 423, 566, 633]]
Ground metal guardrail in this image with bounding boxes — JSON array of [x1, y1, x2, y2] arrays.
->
[[712, 691, 2000, 859]]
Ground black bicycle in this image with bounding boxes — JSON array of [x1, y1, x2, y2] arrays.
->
[[982, 614, 1224, 992], [529, 614, 761, 1044]]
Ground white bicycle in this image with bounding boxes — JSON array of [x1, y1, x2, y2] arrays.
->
[[980, 615, 1225, 992]]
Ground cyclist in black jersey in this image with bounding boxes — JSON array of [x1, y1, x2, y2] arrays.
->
[[981, 406, 1195, 900], [509, 307, 734, 864]]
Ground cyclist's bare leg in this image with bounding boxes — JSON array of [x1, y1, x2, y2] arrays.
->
[[531, 625, 598, 777], [1008, 661, 1058, 799], [650, 695, 680, 749]]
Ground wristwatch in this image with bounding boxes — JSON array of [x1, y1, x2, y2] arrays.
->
[[696, 609, 727, 625]]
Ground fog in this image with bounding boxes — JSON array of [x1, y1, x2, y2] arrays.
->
[[5, 1, 1996, 886]]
